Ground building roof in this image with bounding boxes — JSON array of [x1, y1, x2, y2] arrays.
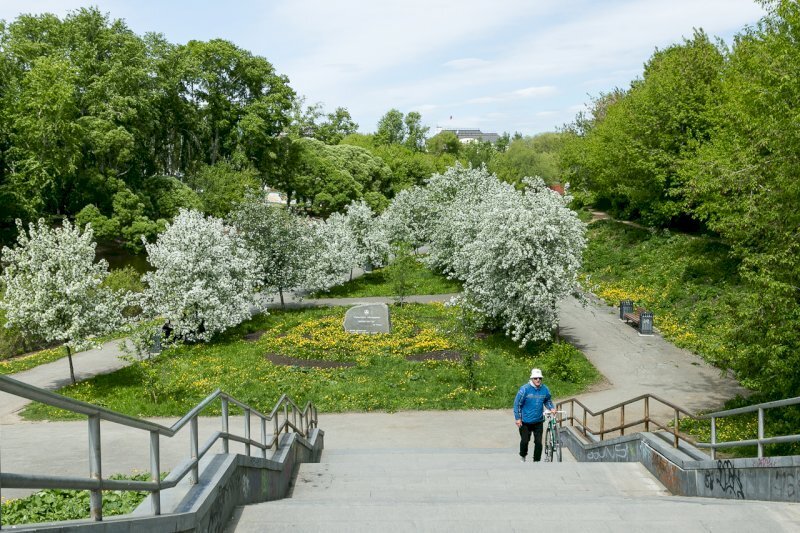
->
[[435, 127, 500, 144]]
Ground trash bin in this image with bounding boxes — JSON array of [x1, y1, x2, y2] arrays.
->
[[639, 311, 654, 335], [619, 300, 634, 319]]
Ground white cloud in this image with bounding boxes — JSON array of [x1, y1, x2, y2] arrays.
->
[[513, 86, 557, 98]]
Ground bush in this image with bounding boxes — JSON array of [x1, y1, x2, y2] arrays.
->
[[101, 266, 146, 317], [0, 473, 156, 526]]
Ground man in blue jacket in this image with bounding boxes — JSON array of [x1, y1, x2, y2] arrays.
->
[[514, 368, 556, 462]]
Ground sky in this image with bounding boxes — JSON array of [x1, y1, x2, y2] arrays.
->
[[0, 1, 767, 137]]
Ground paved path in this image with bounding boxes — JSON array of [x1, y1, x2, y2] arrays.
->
[[1, 291, 746, 501]]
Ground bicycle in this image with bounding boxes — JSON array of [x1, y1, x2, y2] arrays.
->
[[543, 410, 565, 462]]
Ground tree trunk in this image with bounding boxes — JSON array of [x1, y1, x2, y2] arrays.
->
[[66, 345, 76, 385], [279, 288, 285, 310]]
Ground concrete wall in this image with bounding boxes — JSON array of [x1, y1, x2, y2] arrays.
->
[[562, 427, 800, 502], [13, 428, 324, 532]]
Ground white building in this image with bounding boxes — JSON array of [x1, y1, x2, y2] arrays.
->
[[434, 127, 500, 144]]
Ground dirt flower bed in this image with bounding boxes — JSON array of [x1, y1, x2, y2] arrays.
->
[[244, 330, 266, 342]]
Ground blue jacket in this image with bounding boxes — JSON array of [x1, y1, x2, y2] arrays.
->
[[513, 381, 554, 423]]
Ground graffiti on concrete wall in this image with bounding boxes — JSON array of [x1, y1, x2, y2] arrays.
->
[[772, 471, 797, 501], [704, 460, 745, 499], [754, 457, 776, 468], [587, 443, 629, 461]]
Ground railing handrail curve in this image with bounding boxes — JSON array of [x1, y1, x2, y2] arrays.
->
[[698, 395, 800, 419], [0, 374, 318, 526], [558, 393, 696, 419]]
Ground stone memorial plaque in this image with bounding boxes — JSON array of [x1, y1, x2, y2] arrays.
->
[[344, 303, 391, 334]]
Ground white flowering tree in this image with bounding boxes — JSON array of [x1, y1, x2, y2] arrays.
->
[[0, 219, 127, 384], [301, 213, 359, 293], [228, 193, 308, 309], [344, 200, 390, 269], [380, 164, 587, 345], [423, 165, 515, 278], [460, 178, 586, 344], [378, 186, 430, 250], [142, 209, 260, 342]]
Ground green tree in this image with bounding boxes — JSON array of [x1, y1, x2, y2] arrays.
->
[[187, 161, 260, 217], [228, 192, 308, 309], [489, 133, 565, 187], [426, 130, 460, 155], [375, 108, 406, 145], [317, 107, 359, 144], [680, 0, 800, 397], [403, 111, 428, 151], [458, 140, 495, 170], [561, 31, 723, 224]]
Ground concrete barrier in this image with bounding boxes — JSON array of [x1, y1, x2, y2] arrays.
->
[[562, 427, 800, 502]]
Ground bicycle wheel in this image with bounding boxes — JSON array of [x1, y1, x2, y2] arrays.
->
[[543, 426, 553, 462]]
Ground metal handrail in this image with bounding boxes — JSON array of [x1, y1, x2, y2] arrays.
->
[[0, 374, 318, 524], [557, 393, 800, 461], [557, 393, 697, 448], [697, 396, 800, 459]]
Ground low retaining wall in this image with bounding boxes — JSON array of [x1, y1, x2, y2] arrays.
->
[[562, 427, 800, 502], [12, 428, 324, 532]]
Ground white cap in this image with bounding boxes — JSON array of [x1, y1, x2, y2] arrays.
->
[[530, 368, 543, 379]]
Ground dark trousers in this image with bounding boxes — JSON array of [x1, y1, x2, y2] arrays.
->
[[519, 421, 544, 461]]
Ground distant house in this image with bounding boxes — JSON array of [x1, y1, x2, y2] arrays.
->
[[435, 127, 500, 144]]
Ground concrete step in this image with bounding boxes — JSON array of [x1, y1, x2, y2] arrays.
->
[[226, 448, 800, 533]]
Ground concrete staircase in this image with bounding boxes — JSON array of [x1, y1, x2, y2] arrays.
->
[[226, 447, 800, 532]]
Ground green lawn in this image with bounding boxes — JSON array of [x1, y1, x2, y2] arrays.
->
[[312, 259, 461, 298], [22, 303, 600, 420], [0, 347, 66, 375]]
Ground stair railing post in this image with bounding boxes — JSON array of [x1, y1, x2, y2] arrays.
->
[[600, 412, 605, 441], [569, 401, 574, 427], [88, 414, 103, 522], [221, 396, 229, 453], [244, 408, 251, 456], [273, 415, 279, 448], [711, 416, 717, 460], [644, 397, 650, 432], [673, 409, 679, 448], [620, 404, 625, 436], [284, 403, 289, 433], [190, 416, 199, 484], [582, 410, 587, 438], [149, 430, 161, 515], [261, 418, 268, 458], [758, 408, 764, 458]]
